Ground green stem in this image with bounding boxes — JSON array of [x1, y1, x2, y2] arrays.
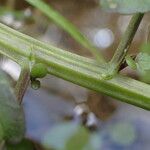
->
[[111, 13, 144, 69], [15, 63, 30, 104], [0, 23, 150, 110]]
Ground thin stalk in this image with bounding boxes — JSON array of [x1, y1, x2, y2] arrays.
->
[[111, 13, 144, 69], [0, 23, 150, 110], [26, 0, 105, 63], [15, 63, 30, 104]]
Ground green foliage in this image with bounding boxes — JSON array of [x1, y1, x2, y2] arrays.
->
[[0, 70, 25, 142], [6, 139, 34, 150], [100, 0, 150, 14], [31, 63, 47, 78], [26, 0, 105, 63]]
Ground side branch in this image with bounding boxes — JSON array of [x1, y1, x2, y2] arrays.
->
[[111, 13, 144, 68]]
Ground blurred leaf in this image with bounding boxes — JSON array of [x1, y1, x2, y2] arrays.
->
[[26, 0, 105, 63], [42, 122, 101, 150], [140, 70, 150, 84], [42, 122, 77, 150], [136, 53, 150, 71], [0, 70, 25, 142], [109, 122, 137, 146], [136, 43, 150, 83], [65, 126, 89, 150], [140, 43, 150, 55], [100, 0, 150, 14], [83, 133, 102, 150], [6, 139, 34, 150]]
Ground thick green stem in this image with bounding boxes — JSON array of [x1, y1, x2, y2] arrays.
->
[[111, 13, 144, 68], [15, 63, 30, 104], [0, 23, 150, 110]]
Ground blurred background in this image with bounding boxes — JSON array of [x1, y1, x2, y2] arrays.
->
[[0, 0, 150, 150]]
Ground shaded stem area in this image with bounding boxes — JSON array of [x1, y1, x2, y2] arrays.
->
[[15, 64, 30, 104]]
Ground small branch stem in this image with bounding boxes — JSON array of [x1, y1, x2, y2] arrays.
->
[[15, 63, 30, 104], [111, 13, 144, 68]]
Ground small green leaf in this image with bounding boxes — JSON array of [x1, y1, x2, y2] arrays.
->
[[100, 0, 150, 14], [0, 70, 25, 142], [125, 55, 137, 70]]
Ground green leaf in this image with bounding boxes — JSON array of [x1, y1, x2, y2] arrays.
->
[[0, 70, 25, 142], [26, 0, 105, 63], [100, 0, 150, 14]]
